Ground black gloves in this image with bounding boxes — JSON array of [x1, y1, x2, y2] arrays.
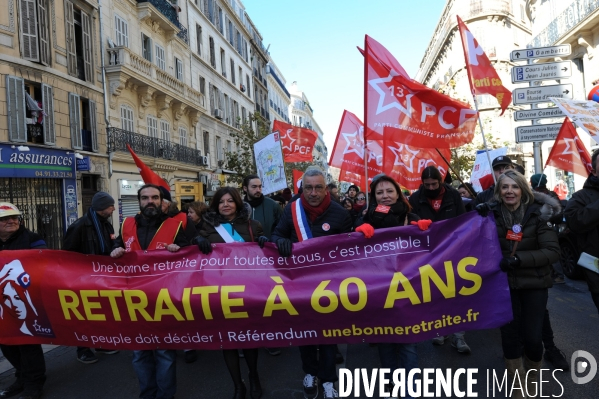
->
[[475, 203, 491, 217], [276, 238, 292, 257], [193, 236, 212, 254], [499, 256, 520, 272], [258, 236, 269, 248]]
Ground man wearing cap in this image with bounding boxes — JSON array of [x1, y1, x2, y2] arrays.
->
[[473, 155, 515, 206], [0, 203, 47, 399], [111, 184, 188, 399], [63, 192, 120, 364]]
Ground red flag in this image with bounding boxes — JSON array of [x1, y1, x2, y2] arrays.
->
[[364, 35, 477, 148], [272, 120, 318, 163], [382, 141, 451, 190], [457, 15, 512, 115], [339, 169, 367, 192], [127, 144, 170, 191], [292, 169, 304, 193], [328, 110, 383, 178], [545, 118, 593, 177]]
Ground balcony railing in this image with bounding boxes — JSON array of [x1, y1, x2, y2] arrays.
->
[[137, 0, 189, 44], [107, 128, 208, 167]]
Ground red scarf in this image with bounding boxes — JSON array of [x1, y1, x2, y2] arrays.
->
[[427, 186, 446, 212], [301, 192, 331, 222]]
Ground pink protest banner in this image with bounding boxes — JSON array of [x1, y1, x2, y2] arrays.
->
[[0, 213, 511, 349]]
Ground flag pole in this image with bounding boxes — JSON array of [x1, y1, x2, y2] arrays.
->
[[435, 149, 477, 198], [471, 91, 497, 185], [364, 141, 369, 208]]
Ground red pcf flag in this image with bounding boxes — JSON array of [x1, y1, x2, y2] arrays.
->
[[545, 118, 593, 177], [272, 120, 318, 163], [127, 144, 170, 191], [457, 15, 512, 115], [292, 169, 304, 194], [382, 140, 451, 190], [339, 169, 366, 192], [364, 35, 477, 148]]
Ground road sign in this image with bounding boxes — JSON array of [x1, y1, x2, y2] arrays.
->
[[515, 123, 562, 143], [510, 44, 571, 61], [512, 84, 573, 105], [511, 61, 572, 83], [513, 107, 566, 121]]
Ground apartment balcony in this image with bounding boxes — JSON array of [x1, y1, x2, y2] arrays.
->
[[530, 0, 599, 47], [106, 46, 204, 124], [107, 128, 208, 167], [137, 0, 188, 43]]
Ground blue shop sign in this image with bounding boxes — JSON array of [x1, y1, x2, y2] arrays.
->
[[0, 144, 76, 178], [76, 156, 90, 171]]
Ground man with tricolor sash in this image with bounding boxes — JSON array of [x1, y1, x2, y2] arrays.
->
[[110, 183, 189, 399], [272, 167, 352, 399]]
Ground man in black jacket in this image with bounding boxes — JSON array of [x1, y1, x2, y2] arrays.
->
[[565, 149, 599, 314], [63, 192, 120, 364], [272, 168, 352, 399], [409, 166, 471, 354], [473, 155, 515, 206], [0, 203, 47, 399], [243, 174, 282, 239]]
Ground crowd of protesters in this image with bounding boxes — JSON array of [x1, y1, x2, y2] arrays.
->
[[2, 150, 599, 399]]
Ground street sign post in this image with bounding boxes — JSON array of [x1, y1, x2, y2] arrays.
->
[[511, 61, 572, 83], [513, 107, 565, 121], [510, 44, 571, 61], [513, 84, 573, 105], [515, 123, 562, 143]]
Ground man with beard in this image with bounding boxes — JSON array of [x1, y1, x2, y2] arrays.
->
[[409, 166, 471, 354], [272, 167, 352, 399], [63, 192, 120, 364], [242, 175, 282, 239], [111, 184, 188, 399]]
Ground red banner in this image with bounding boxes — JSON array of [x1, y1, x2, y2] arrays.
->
[[127, 144, 170, 191], [272, 120, 318, 163], [457, 15, 512, 115], [364, 35, 477, 148], [292, 169, 303, 193], [0, 214, 512, 349], [382, 141, 451, 190], [545, 118, 593, 177]]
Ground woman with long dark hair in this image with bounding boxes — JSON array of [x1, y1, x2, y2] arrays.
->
[[194, 187, 267, 399]]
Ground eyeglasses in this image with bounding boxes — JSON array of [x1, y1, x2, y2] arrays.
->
[[356, 197, 366, 200], [303, 185, 325, 193], [0, 215, 20, 223]]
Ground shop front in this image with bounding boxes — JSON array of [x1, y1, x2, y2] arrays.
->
[[175, 182, 204, 208], [0, 144, 77, 249], [117, 179, 145, 224]]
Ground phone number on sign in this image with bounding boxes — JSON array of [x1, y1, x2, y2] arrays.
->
[[35, 171, 73, 178]]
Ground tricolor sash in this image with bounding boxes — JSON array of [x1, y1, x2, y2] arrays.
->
[[214, 223, 245, 243], [291, 199, 313, 242]]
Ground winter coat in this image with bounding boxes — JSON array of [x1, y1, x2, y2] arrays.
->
[[564, 175, 599, 293], [200, 203, 264, 243], [408, 183, 466, 221], [244, 196, 282, 239], [473, 185, 495, 206], [113, 213, 189, 250], [489, 191, 560, 290], [272, 198, 353, 243], [63, 209, 115, 255], [0, 226, 47, 250]]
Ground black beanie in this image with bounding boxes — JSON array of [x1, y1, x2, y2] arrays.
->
[[91, 192, 115, 211], [421, 165, 442, 182], [158, 186, 172, 202]]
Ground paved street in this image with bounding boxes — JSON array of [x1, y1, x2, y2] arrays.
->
[[1, 276, 597, 398]]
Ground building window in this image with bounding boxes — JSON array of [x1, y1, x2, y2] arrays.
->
[[142, 34, 152, 62], [220, 48, 226, 76], [120, 105, 135, 132], [216, 136, 223, 161], [115, 14, 128, 47], [246, 75, 250, 96], [160, 120, 170, 142], [217, 7, 224, 35], [224, 94, 230, 123], [155, 44, 166, 70], [18, 0, 50, 65], [147, 115, 158, 138], [226, 140, 232, 155], [175, 58, 183, 80], [242, 107, 246, 124], [227, 19, 234, 46], [230, 59, 235, 84], [179, 127, 188, 146], [209, 36, 216, 68], [199, 75, 206, 95], [64, 2, 93, 82], [203, 130, 210, 156], [195, 24, 202, 56]]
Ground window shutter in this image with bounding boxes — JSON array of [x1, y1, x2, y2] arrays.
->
[[64, 0, 77, 76], [5, 75, 27, 143], [81, 11, 93, 83], [69, 92, 82, 149], [37, 0, 49, 65], [19, 0, 39, 62], [41, 83, 55, 145], [88, 100, 98, 152]]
